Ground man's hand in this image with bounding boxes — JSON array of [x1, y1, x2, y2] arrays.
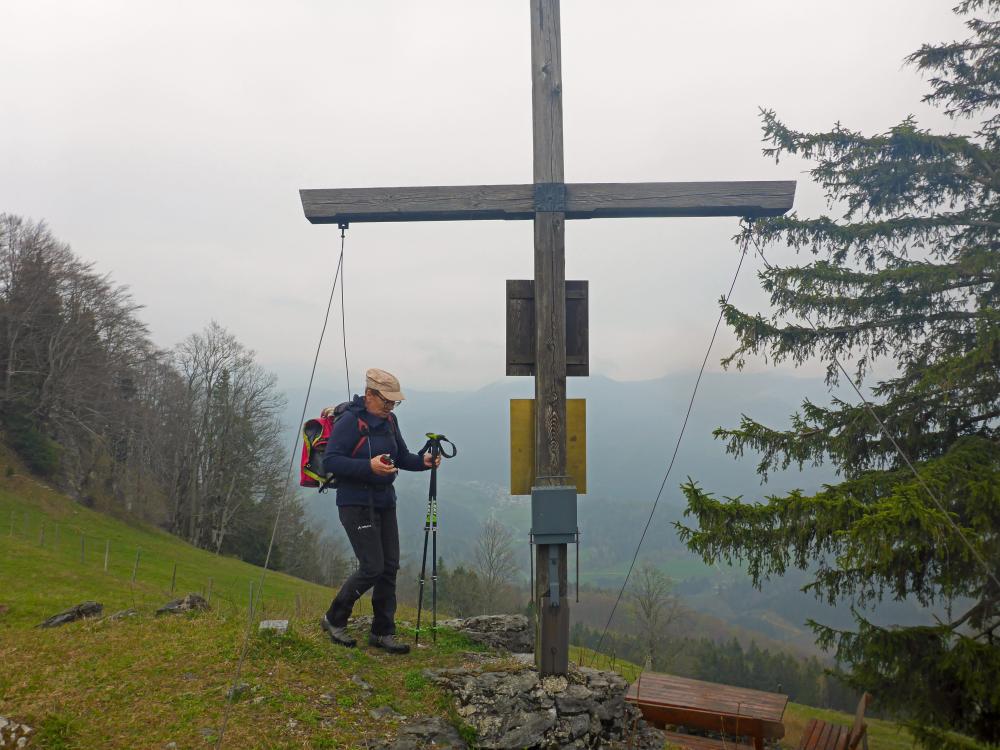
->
[[371, 455, 397, 476], [423, 453, 442, 469]]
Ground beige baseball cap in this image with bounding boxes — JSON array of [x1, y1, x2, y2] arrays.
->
[[365, 368, 405, 401]]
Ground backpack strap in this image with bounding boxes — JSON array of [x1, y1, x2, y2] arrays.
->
[[350, 417, 370, 458]]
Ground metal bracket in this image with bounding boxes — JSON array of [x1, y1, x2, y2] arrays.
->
[[548, 544, 560, 608], [533, 182, 567, 212]]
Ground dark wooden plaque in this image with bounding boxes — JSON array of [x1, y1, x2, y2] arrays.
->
[[506, 279, 588, 377]]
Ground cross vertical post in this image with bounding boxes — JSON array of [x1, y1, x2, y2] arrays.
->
[[530, 0, 570, 676], [298, 0, 795, 682]]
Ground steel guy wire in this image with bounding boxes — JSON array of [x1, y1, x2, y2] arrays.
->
[[589, 242, 749, 668], [214, 236, 348, 750], [742, 223, 1000, 595], [339, 224, 352, 400]]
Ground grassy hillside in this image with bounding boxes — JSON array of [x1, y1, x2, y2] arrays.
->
[[0, 472, 486, 749], [0, 471, 929, 750]]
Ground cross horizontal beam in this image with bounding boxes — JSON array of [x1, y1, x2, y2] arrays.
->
[[300, 181, 795, 224]]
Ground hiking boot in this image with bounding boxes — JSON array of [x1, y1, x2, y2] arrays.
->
[[368, 633, 410, 654], [320, 615, 356, 647]]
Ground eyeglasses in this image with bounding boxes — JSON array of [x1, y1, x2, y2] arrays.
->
[[373, 390, 402, 408]]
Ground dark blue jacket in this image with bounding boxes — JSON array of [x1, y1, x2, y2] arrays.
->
[[322, 395, 427, 508]]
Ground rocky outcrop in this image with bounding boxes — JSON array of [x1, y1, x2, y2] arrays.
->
[[440, 615, 534, 654], [37, 601, 102, 628], [156, 593, 210, 615], [425, 664, 663, 749]]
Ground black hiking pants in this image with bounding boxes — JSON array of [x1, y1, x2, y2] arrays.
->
[[326, 504, 400, 636]]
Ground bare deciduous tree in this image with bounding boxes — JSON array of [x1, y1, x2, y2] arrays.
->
[[474, 517, 519, 614], [628, 562, 684, 669], [0, 214, 336, 585]]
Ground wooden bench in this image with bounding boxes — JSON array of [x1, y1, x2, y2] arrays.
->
[[625, 672, 787, 750], [655, 707, 765, 750], [663, 729, 754, 749], [797, 693, 872, 750]]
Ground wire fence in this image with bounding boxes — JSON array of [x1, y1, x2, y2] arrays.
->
[[3, 503, 325, 626]]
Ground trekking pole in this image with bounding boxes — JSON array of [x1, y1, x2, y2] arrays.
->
[[415, 494, 432, 646], [414, 433, 456, 646], [431, 492, 438, 644]]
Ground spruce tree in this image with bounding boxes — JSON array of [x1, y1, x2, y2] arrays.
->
[[677, 2, 1000, 746]]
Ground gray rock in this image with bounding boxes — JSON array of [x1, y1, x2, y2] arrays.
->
[[374, 716, 468, 750], [226, 682, 251, 701], [594, 694, 624, 722], [351, 674, 373, 692], [258, 619, 288, 634], [412, 663, 662, 750], [439, 614, 534, 653], [490, 710, 555, 749], [560, 713, 591, 740], [109, 608, 138, 621], [0, 717, 34, 749], [554, 692, 590, 715], [37, 601, 103, 628], [370, 705, 404, 720], [156, 593, 210, 615]]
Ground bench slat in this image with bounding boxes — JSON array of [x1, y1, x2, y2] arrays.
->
[[663, 730, 754, 750]]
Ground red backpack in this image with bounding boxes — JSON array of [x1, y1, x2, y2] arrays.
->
[[299, 402, 372, 491]]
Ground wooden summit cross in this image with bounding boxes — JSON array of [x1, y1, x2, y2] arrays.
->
[[299, 0, 794, 676]]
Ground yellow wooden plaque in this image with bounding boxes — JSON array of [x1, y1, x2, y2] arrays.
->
[[510, 398, 586, 495]]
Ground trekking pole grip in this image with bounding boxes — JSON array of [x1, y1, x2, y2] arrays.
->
[[422, 433, 457, 459]]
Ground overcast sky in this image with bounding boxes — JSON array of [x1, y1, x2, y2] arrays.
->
[[1, 1, 968, 395]]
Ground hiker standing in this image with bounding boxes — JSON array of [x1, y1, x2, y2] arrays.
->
[[320, 368, 439, 654]]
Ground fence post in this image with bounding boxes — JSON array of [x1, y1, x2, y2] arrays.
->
[[170, 562, 177, 593], [132, 549, 142, 582], [80, 534, 85, 564], [104, 539, 110, 572]]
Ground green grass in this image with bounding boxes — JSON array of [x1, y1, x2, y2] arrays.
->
[[0, 472, 490, 749]]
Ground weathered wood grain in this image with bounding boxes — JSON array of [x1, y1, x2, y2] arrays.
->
[[531, 0, 570, 678], [506, 279, 588, 376], [532, 0, 563, 184], [625, 671, 788, 750], [566, 181, 796, 218], [661, 730, 753, 750], [299, 181, 795, 223]]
